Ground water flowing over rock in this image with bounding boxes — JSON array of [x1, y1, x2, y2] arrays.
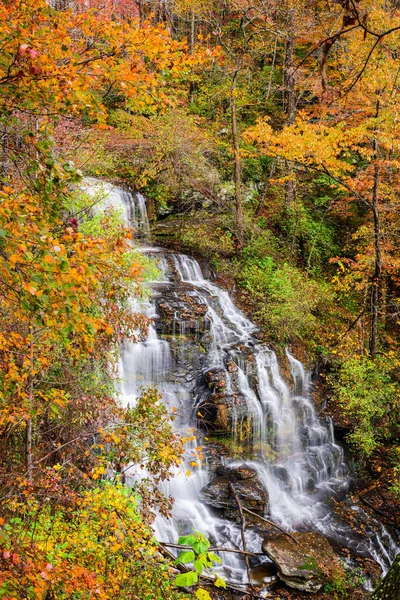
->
[[86, 178, 400, 592]]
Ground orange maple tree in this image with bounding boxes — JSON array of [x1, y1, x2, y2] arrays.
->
[[0, 2, 197, 597]]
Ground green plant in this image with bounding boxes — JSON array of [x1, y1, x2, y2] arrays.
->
[[328, 355, 400, 458], [180, 220, 236, 259], [324, 564, 366, 599], [239, 254, 332, 347], [0, 482, 187, 600], [174, 532, 226, 600]]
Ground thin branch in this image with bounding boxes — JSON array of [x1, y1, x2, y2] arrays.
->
[[349, 0, 400, 39], [229, 482, 255, 595], [342, 35, 383, 95], [159, 542, 265, 558], [241, 507, 300, 545]]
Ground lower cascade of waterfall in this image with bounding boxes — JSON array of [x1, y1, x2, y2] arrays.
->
[[87, 179, 399, 592]]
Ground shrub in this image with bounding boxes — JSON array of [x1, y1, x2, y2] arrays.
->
[[328, 356, 400, 458], [239, 249, 332, 347], [0, 482, 188, 600]]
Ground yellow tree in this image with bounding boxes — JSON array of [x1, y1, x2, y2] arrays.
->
[[0, 0, 197, 495], [247, 0, 400, 357]]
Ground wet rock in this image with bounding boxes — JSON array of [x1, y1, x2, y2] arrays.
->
[[262, 532, 335, 593], [250, 562, 278, 587], [154, 284, 208, 337], [196, 363, 253, 436], [216, 464, 257, 480], [199, 465, 269, 518], [166, 335, 205, 386], [204, 367, 227, 392], [196, 391, 249, 435], [271, 465, 291, 486], [202, 443, 232, 471], [371, 553, 400, 600]]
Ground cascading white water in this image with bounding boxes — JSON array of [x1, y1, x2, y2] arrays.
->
[[81, 177, 151, 238], [86, 178, 400, 588]]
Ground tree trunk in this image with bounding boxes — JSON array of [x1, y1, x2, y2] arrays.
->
[[26, 418, 32, 481], [188, 8, 195, 103], [190, 8, 195, 53], [284, 9, 296, 126], [371, 553, 400, 600], [231, 70, 244, 251], [26, 336, 34, 481], [370, 180, 381, 358], [369, 100, 381, 358], [137, 1, 145, 25], [284, 8, 296, 207]]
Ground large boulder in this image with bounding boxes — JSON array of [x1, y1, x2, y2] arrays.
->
[[199, 464, 269, 519], [196, 391, 250, 435], [262, 532, 335, 593]]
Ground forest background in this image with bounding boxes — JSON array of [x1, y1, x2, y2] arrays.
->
[[0, 0, 400, 598]]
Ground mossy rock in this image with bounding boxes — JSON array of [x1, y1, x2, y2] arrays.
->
[[262, 532, 336, 593]]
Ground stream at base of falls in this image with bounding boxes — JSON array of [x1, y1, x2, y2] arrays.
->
[[83, 178, 400, 594]]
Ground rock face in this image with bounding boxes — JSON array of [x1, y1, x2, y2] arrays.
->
[[196, 363, 255, 439], [262, 532, 335, 593], [199, 465, 269, 519], [155, 283, 208, 338]]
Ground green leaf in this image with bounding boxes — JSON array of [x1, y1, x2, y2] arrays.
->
[[207, 552, 222, 565], [174, 571, 198, 587], [192, 533, 210, 555], [214, 575, 226, 588], [175, 551, 195, 565], [197, 553, 212, 568], [192, 541, 209, 555], [59, 258, 69, 272], [193, 559, 203, 573], [195, 589, 212, 600], [178, 534, 197, 546]]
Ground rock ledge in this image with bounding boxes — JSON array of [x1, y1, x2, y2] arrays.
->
[[262, 532, 335, 593]]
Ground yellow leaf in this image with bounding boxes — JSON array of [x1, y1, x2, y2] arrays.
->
[[195, 589, 212, 600]]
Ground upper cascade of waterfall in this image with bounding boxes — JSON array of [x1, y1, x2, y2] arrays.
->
[[90, 179, 399, 587], [81, 177, 151, 239]]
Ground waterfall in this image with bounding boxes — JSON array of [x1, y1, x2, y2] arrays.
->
[[81, 177, 151, 238], [85, 178, 399, 587]]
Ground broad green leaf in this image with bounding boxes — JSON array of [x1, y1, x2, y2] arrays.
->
[[175, 551, 195, 565], [178, 534, 197, 546], [193, 559, 203, 573], [174, 571, 198, 587], [192, 533, 210, 555]]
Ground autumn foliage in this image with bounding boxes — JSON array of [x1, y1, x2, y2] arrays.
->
[[0, 0, 201, 598], [1, 0, 400, 598]]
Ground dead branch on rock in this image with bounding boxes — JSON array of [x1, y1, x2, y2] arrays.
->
[[241, 506, 300, 546]]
